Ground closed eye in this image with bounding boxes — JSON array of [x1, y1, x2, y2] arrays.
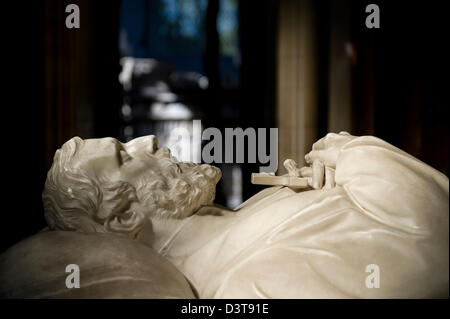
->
[[119, 149, 133, 166], [115, 141, 133, 167]]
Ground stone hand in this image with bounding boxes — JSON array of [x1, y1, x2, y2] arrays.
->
[[300, 132, 356, 189]]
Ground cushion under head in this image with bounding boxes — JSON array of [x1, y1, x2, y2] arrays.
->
[[0, 230, 196, 298]]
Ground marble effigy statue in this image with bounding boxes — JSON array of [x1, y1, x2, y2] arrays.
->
[[0, 133, 448, 298]]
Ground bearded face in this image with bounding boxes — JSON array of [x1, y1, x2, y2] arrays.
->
[[73, 135, 221, 221], [134, 157, 221, 219]]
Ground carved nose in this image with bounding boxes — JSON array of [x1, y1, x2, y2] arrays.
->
[[156, 146, 171, 158]]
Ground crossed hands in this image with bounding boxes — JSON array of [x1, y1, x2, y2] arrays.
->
[[284, 132, 356, 190]]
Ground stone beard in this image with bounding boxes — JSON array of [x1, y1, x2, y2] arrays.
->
[[133, 159, 221, 219]]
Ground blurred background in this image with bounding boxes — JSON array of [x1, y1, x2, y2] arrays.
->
[[0, 0, 448, 252]]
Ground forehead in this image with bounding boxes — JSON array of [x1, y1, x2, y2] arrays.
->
[[71, 137, 121, 169]]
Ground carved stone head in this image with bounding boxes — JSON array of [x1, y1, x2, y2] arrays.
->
[[42, 135, 221, 237]]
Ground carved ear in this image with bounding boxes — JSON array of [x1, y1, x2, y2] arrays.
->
[[104, 210, 146, 237]]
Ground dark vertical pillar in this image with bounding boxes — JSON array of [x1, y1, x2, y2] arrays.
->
[[239, 0, 277, 198], [92, 0, 121, 139], [203, 0, 220, 127], [0, 1, 46, 252]]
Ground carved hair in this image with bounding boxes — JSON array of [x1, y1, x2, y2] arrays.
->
[[42, 137, 144, 236]]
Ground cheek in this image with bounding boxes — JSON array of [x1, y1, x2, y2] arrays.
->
[[91, 158, 121, 181]]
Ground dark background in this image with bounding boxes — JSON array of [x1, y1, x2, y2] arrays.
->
[[0, 0, 448, 253]]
